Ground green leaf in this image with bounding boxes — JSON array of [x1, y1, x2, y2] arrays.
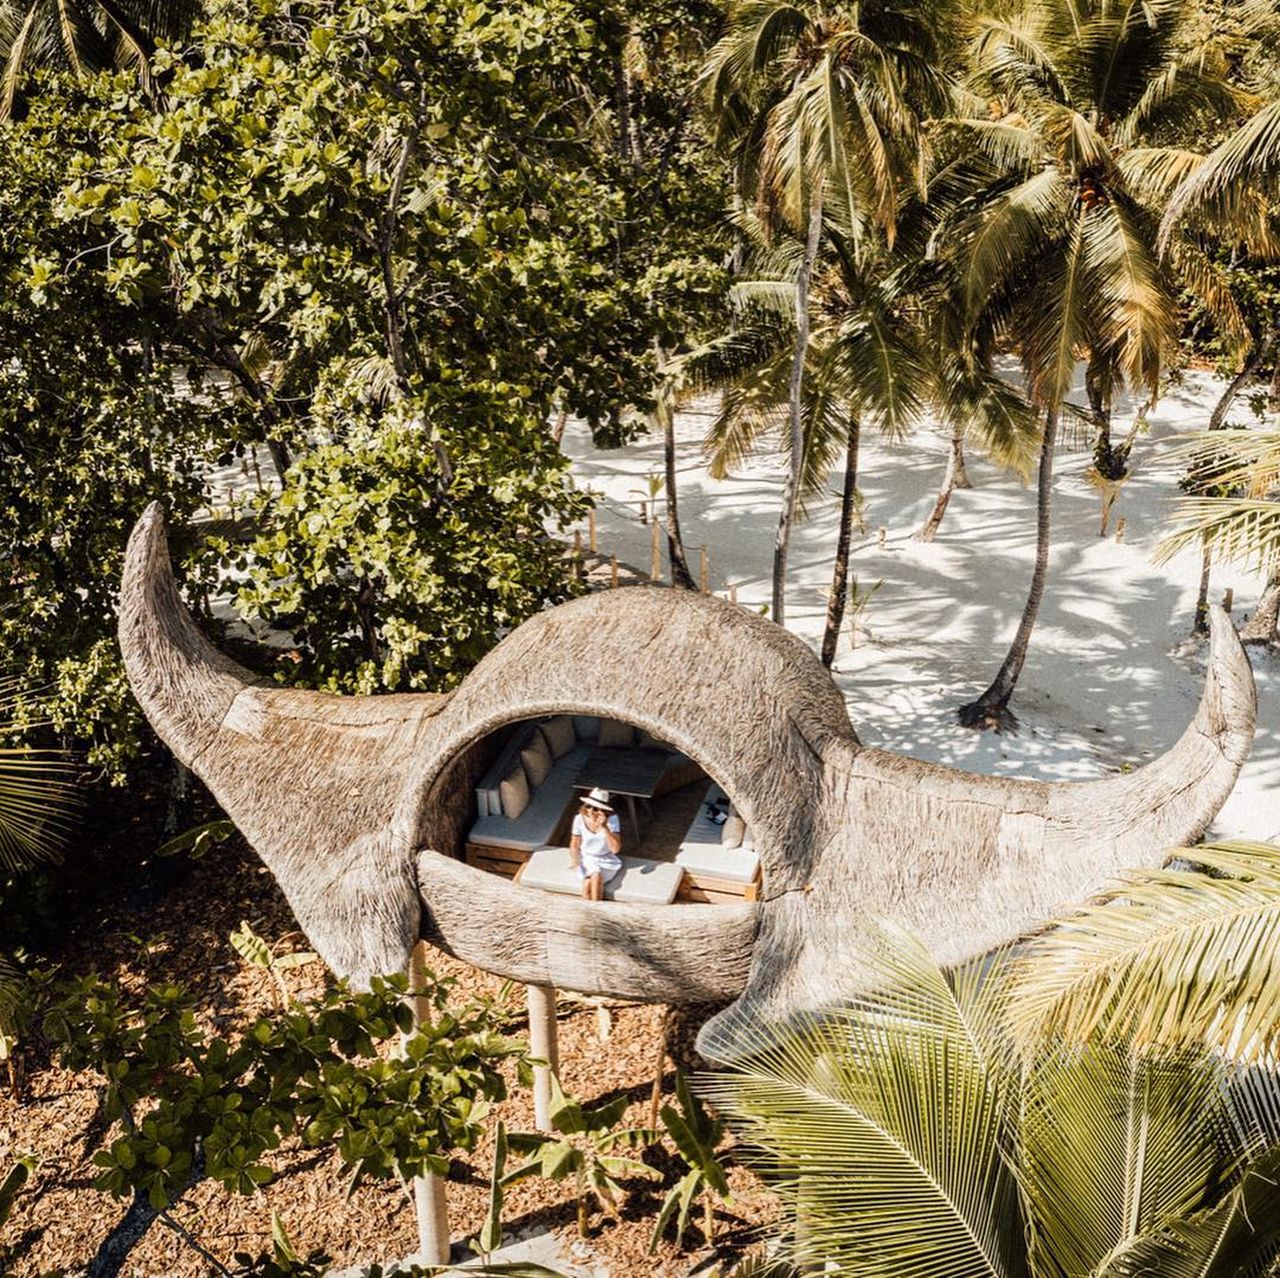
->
[[0, 1157, 35, 1227]]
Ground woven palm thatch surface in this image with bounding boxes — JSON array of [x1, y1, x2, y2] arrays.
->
[[119, 503, 1256, 1061]]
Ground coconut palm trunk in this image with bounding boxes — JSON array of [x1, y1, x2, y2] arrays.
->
[[1192, 334, 1273, 631], [773, 189, 823, 627], [918, 419, 969, 542], [1241, 574, 1280, 644], [657, 371, 695, 591], [821, 416, 861, 667], [958, 409, 1058, 731]]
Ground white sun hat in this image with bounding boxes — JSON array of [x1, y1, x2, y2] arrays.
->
[[581, 787, 614, 812]]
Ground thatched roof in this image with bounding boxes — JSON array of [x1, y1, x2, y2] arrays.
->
[[120, 503, 1256, 1060]]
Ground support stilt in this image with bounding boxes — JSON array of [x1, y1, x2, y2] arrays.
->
[[527, 983, 560, 1132], [406, 943, 450, 1266]]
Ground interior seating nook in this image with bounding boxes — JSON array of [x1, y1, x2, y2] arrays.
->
[[464, 714, 761, 906]]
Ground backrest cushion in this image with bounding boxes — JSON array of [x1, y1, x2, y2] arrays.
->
[[598, 718, 635, 748], [520, 733, 553, 788], [572, 715, 600, 742], [542, 716, 576, 759], [721, 813, 746, 849], [499, 766, 530, 820]]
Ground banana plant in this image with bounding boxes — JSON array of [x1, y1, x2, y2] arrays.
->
[[650, 1070, 732, 1253], [502, 1075, 658, 1237]]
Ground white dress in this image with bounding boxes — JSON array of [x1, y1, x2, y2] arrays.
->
[[572, 812, 622, 880]]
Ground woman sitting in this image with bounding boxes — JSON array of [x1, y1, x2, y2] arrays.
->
[[569, 788, 622, 901]]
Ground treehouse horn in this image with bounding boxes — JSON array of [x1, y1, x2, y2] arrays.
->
[[119, 502, 448, 983]]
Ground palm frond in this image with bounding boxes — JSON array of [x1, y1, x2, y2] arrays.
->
[[1020, 1041, 1237, 1278], [1159, 496, 1280, 575], [959, 167, 1072, 327], [1010, 843, 1280, 1064], [703, 921, 1026, 1278], [1098, 1147, 1280, 1278], [1162, 100, 1280, 243]]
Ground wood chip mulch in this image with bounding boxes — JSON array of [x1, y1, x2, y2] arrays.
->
[[0, 841, 780, 1276]]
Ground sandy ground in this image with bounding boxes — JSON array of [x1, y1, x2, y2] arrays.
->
[[563, 370, 1279, 844]]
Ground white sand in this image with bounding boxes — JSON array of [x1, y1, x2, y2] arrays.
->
[[563, 369, 1279, 844]]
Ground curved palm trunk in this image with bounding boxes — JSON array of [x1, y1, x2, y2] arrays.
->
[[772, 190, 823, 627], [1241, 574, 1280, 644], [821, 416, 861, 667], [958, 409, 1058, 732], [918, 419, 968, 542]]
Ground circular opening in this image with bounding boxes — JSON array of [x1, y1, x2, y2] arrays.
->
[[440, 712, 761, 908]]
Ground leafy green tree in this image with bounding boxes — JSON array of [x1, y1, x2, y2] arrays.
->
[[706, 918, 1280, 1276], [0, 78, 232, 777], [22, 959, 523, 1276], [941, 0, 1253, 730], [0, 0, 725, 776]]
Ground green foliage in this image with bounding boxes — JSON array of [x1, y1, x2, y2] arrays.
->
[[32, 960, 522, 1213], [0, 0, 729, 768], [705, 919, 1280, 1277], [0, 1154, 35, 1227], [503, 1074, 659, 1236], [228, 919, 317, 1008], [155, 818, 237, 862], [650, 1070, 731, 1252], [0, 77, 233, 777]]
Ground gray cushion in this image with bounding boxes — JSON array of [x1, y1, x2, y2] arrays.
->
[[674, 842, 760, 885], [469, 745, 591, 851], [542, 715, 576, 759], [572, 715, 599, 742], [522, 845, 683, 905], [477, 722, 539, 814]]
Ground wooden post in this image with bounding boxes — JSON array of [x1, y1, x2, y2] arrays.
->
[[729, 584, 738, 606], [700, 546, 709, 594], [406, 943, 450, 1265], [588, 509, 597, 553], [648, 1007, 670, 1130], [650, 518, 661, 583], [527, 983, 560, 1133], [1224, 587, 1234, 613], [610, 554, 619, 589], [639, 500, 648, 526], [1115, 516, 1126, 543]]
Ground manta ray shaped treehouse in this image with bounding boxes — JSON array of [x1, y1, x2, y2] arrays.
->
[[120, 503, 1257, 1060]]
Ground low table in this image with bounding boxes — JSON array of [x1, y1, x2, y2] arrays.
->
[[574, 747, 671, 836]]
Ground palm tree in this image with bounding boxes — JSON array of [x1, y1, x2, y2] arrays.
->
[[941, 0, 1252, 731], [705, 914, 1280, 1276], [699, 0, 955, 627], [0, 0, 196, 118], [1159, 424, 1280, 619], [681, 205, 1036, 666]]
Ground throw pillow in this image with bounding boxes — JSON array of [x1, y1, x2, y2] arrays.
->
[[542, 715, 575, 759], [499, 766, 530, 820], [521, 735, 552, 788], [598, 718, 635, 748], [721, 813, 746, 849]]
